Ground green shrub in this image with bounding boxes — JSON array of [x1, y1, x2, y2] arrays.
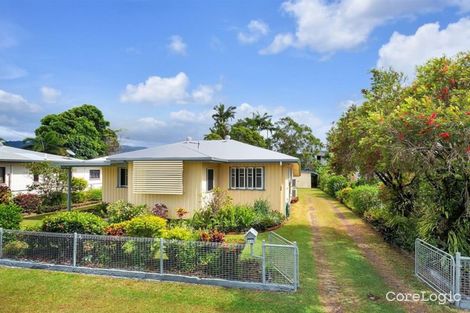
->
[[0, 185, 12, 204], [107, 200, 146, 223], [71, 177, 88, 192], [253, 199, 270, 215], [349, 185, 382, 216], [125, 215, 167, 237], [325, 175, 348, 197], [41, 191, 66, 208], [72, 191, 86, 204], [84, 188, 102, 201], [253, 210, 285, 231], [161, 226, 196, 241], [42, 211, 107, 234], [0, 203, 22, 229], [336, 187, 353, 205], [192, 199, 284, 233], [3, 240, 29, 256], [364, 206, 417, 250]]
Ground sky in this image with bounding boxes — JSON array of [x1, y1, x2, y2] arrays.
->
[[0, 0, 469, 147]]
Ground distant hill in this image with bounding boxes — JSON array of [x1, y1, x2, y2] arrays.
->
[[4, 140, 26, 148], [115, 145, 146, 154], [4, 141, 146, 155]]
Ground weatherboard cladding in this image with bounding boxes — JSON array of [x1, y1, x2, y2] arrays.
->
[[132, 161, 183, 195]]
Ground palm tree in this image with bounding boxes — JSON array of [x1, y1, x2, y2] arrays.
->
[[209, 103, 236, 138]]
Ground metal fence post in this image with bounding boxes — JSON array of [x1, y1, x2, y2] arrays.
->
[[160, 238, 164, 275], [261, 240, 266, 284], [73, 232, 77, 267], [0, 228, 3, 259], [293, 241, 299, 289], [456, 252, 461, 307]]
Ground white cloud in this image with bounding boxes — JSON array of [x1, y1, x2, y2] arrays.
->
[[170, 109, 213, 123], [168, 35, 187, 55], [0, 126, 34, 141], [138, 117, 167, 127], [238, 20, 269, 44], [191, 84, 222, 104], [0, 62, 27, 80], [262, 0, 467, 54], [121, 72, 190, 104], [0, 89, 39, 113], [377, 18, 470, 78], [120, 72, 221, 105], [259, 33, 294, 55], [40, 86, 61, 103]]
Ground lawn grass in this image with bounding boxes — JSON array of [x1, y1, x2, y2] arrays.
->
[[0, 190, 323, 313]]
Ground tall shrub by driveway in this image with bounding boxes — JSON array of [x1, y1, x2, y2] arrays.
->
[[349, 185, 382, 216]]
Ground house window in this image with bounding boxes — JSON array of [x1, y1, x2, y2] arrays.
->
[[118, 167, 128, 187], [229, 167, 264, 190], [0, 167, 5, 184], [89, 169, 100, 180], [255, 167, 264, 189], [207, 169, 214, 191], [33, 174, 39, 182], [247, 168, 254, 189]]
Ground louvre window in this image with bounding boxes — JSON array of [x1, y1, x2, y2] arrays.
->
[[118, 167, 128, 187], [89, 169, 100, 179]]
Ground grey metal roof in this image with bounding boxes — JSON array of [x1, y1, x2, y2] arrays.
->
[[107, 139, 299, 163], [0, 144, 79, 164]]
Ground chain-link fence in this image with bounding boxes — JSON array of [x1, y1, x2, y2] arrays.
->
[[0, 228, 298, 291]]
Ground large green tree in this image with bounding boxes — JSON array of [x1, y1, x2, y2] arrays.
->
[[271, 117, 322, 170], [29, 104, 119, 159], [327, 52, 470, 252]]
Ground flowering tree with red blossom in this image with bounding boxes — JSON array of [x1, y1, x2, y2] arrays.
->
[[328, 52, 470, 252]]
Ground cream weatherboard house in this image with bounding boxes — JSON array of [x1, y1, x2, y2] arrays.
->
[[90, 138, 300, 218]]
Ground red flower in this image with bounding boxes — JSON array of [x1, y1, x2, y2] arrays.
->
[[439, 132, 450, 140], [427, 112, 437, 126], [467, 146, 470, 154], [466, 112, 470, 116], [398, 133, 405, 141]]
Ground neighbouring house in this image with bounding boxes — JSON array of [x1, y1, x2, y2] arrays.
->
[[69, 138, 300, 218], [0, 143, 102, 193]]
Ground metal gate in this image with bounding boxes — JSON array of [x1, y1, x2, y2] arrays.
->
[[415, 239, 455, 296], [265, 232, 299, 290]]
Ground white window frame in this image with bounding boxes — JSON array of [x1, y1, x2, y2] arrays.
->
[[229, 166, 264, 190], [207, 168, 214, 192], [0, 167, 5, 184], [255, 167, 264, 190], [89, 169, 101, 180], [238, 168, 246, 189], [247, 167, 254, 189], [117, 167, 128, 188], [230, 168, 237, 189]]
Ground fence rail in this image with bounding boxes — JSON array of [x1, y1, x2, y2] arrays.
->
[[0, 228, 299, 291]]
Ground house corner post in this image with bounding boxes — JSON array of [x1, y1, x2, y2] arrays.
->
[[67, 167, 72, 211]]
